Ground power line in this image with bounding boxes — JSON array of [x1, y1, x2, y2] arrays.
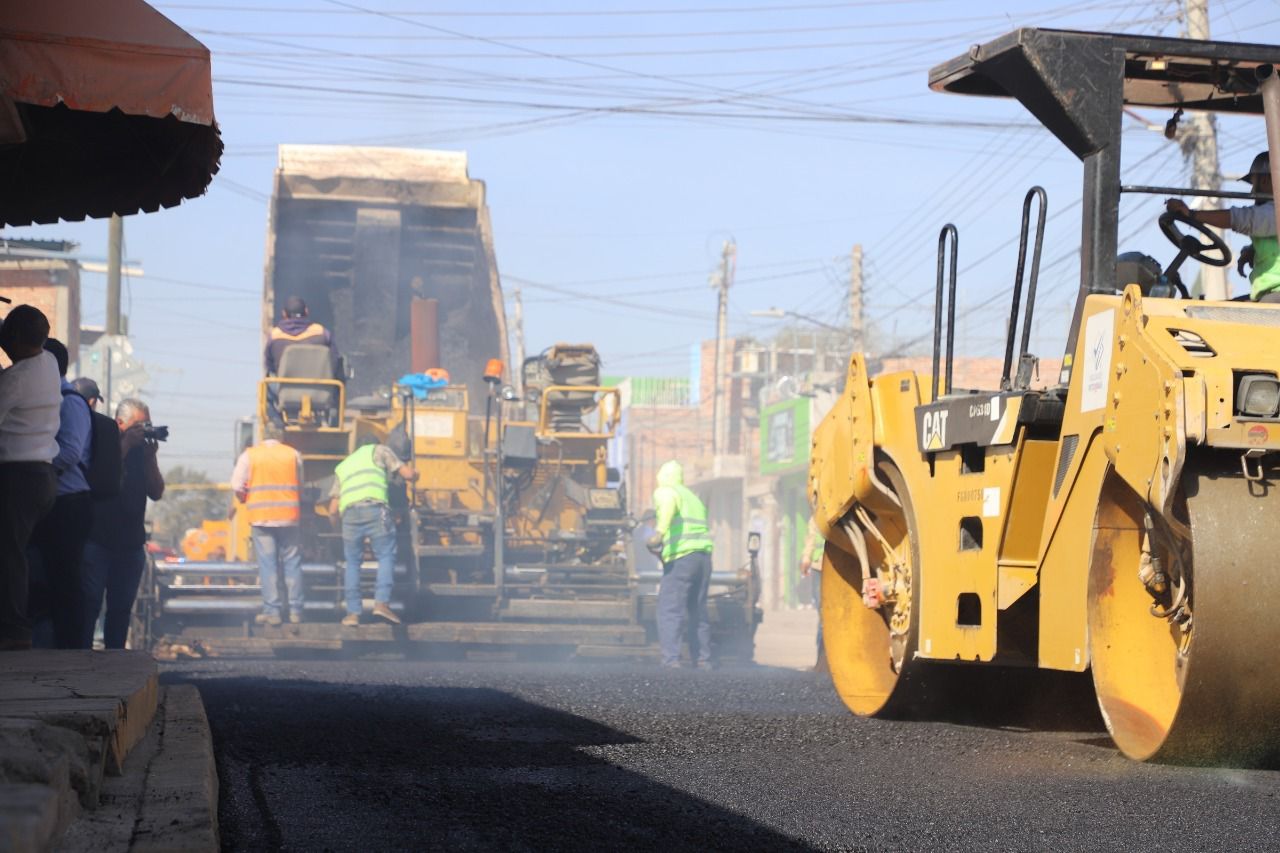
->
[[306, 0, 1150, 127], [192, 7, 1139, 43], [161, 0, 951, 16], [507, 275, 715, 322], [215, 76, 1035, 127], [136, 274, 259, 296]]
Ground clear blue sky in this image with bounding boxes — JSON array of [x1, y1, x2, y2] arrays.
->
[[8, 0, 1277, 474]]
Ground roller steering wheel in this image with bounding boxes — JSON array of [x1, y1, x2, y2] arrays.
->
[[1158, 209, 1232, 268]]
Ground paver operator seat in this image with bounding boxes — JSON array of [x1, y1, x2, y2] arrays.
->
[[275, 343, 338, 423]]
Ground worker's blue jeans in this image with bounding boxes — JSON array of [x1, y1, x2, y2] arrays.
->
[[657, 550, 712, 666], [80, 541, 147, 649], [813, 569, 824, 656], [251, 525, 303, 618], [342, 502, 396, 615]]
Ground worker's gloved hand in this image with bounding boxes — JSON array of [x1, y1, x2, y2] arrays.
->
[[1239, 244, 1255, 278], [645, 533, 664, 555]]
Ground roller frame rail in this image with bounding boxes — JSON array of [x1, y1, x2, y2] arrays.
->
[[809, 28, 1280, 764]]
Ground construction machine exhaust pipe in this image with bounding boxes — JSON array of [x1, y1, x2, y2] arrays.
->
[[411, 296, 441, 373]]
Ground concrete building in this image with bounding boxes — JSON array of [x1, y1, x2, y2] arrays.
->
[[0, 238, 81, 365]]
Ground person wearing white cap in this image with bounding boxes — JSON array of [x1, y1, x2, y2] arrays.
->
[[1166, 151, 1277, 301]]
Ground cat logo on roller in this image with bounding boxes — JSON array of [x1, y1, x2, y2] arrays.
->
[[922, 409, 948, 451]]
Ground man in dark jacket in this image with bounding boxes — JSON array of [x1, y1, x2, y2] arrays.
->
[[81, 398, 164, 649], [28, 338, 93, 648], [265, 296, 338, 377]]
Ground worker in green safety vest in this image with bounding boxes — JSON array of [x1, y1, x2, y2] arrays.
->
[[648, 459, 715, 669], [800, 519, 826, 672], [328, 437, 418, 627], [1166, 150, 1278, 301]]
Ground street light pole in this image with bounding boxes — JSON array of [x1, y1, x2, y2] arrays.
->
[[512, 286, 525, 397], [850, 244, 864, 351], [1184, 0, 1228, 300], [106, 214, 123, 335], [711, 240, 736, 457]]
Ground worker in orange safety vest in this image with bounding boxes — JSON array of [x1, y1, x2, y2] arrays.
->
[[231, 422, 305, 627]]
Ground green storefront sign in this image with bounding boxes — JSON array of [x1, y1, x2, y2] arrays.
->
[[759, 397, 810, 475]]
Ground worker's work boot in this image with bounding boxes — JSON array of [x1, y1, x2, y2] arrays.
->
[[341, 613, 360, 627], [255, 612, 282, 627], [288, 611, 302, 625], [371, 602, 401, 625]]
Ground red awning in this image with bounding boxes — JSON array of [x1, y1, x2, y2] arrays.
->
[[0, 0, 222, 226]]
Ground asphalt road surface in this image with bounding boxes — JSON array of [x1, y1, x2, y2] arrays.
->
[[166, 660, 1280, 851]]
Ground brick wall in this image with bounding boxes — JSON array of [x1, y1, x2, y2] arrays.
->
[[0, 262, 81, 365]]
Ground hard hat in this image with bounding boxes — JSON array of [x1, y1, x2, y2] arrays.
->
[[1242, 151, 1270, 185]]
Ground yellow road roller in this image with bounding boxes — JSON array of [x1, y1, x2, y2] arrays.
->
[[809, 29, 1280, 764]]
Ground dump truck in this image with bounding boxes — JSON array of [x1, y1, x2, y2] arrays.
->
[[142, 146, 757, 659], [809, 29, 1280, 764]]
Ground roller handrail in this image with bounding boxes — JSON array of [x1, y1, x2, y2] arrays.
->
[[932, 224, 959, 400], [1002, 186, 1048, 391]]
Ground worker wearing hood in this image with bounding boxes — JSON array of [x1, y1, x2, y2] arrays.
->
[[649, 460, 715, 669]]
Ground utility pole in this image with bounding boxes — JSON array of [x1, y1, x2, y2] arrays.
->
[[710, 239, 736, 458], [1184, 0, 1229, 300], [106, 214, 123, 335], [850, 244, 864, 352], [512, 285, 525, 396]]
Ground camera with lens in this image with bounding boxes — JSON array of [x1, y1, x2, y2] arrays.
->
[[142, 423, 169, 442]]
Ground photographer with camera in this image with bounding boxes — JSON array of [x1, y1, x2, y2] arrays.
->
[[81, 398, 165, 649]]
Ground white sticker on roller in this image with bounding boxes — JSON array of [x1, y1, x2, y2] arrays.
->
[[982, 486, 1000, 517], [1080, 310, 1114, 413], [414, 411, 454, 439], [990, 395, 1000, 421]]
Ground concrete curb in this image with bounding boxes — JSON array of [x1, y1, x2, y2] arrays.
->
[[130, 685, 220, 853], [0, 651, 158, 774], [58, 685, 220, 853], [0, 651, 159, 853]]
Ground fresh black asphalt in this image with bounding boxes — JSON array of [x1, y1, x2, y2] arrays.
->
[[165, 660, 1280, 851]]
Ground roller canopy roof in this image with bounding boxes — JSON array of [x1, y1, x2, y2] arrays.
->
[[929, 29, 1280, 157], [0, 0, 222, 226]]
